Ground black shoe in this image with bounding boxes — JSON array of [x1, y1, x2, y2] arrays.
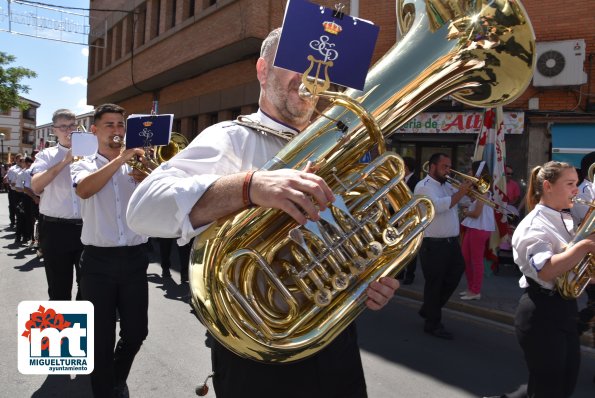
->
[[114, 382, 129, 398], [162, 268, 171, 278], [403, 277, 414, 285], [424, 326, 453, 340], [418, 308, 426, 319]]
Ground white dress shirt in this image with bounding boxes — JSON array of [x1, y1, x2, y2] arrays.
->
[[7, 164, 22, 189], [569, 179, 595, 226], [20, 166, 33, 191], [72, 153, 148, 247], [127, 110, 296, 245], [31, 144, 82, 219], [414, 175, 460, 238], [14, 168, 28, 191], [512, 204, 574, 290]]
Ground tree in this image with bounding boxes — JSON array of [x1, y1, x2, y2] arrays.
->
[[0, 51, 37, 111]]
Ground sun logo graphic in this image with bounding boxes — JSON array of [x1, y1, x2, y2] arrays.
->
[[18, 301, 94, 374]]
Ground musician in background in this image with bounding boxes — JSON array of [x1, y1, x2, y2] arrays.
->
[[72, 103, 148, 398], [510, 161, 595, 398], [414, 153, 470, 340], [568, 151, 595, 385], [570, 151, 595, 226], [5, 154, 23, 239], [127, 27, 398, 398], [2, 153, 23, 232], [31, 109, 83, 300]]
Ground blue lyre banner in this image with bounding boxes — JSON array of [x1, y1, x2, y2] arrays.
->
[[125, 114, 173, 149], [274, 0, 379, 91]]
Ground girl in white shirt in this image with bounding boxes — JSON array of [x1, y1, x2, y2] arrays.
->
[[511, 161, 595, 398], [460, 161, 496, 300]]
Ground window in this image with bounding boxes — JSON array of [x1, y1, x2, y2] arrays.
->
[[23, 107, 36, 120], [168, 0, 177, 29], [22, 129, 35, 145], [150, 0, 161, 39], [135, 6, 147, 47], [173, 118, 182, 133], [207, 112, 218, 127]]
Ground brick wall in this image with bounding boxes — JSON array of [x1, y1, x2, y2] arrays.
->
[[88, 0, 594, 138]]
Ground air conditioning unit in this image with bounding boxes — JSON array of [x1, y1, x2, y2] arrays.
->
[[533, 39, 588, 87]]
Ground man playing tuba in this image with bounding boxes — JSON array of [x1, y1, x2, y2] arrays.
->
[[127, 28, 398, 398]]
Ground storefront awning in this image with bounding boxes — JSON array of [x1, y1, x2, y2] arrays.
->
[[551, 124, 595, 167]]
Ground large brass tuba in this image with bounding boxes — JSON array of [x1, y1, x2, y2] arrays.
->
[[558, 198, 595, 299], [189, 0, 535, 363]]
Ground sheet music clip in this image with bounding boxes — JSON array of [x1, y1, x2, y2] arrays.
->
[[332, 3, 345, 20]]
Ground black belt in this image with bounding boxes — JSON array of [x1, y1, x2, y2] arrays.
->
[[526, 278, 558, 297], [42, 215, 83, 225], [84, 244, 146, 256], [423, 237, 458, 244]]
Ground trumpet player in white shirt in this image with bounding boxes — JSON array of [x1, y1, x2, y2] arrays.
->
[[511, 161, 595, 398], [71, 103, 148, 398]]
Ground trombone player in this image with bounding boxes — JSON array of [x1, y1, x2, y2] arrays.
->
[[414, 152, 471, 340]]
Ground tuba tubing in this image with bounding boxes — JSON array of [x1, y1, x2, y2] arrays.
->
[[189, 0, 536, 363], [557, 198, 595, 299]]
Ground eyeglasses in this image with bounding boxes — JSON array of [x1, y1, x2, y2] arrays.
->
[[53, 124, 77, 131], [506, 173, 513, 176]]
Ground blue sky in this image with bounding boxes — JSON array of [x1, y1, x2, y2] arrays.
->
[[1, 0, 92, 125]]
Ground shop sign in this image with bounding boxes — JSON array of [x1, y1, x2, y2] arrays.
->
[[395, 111, 524, 134]]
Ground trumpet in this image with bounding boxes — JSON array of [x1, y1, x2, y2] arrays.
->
[[423, 161, 519, 218], [114, 132, 189, 176]]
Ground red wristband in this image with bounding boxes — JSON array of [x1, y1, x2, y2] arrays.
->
[[243, 170, 255, 207]]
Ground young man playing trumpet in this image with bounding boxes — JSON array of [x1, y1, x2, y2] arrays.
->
[[72, 103, 149, 398]]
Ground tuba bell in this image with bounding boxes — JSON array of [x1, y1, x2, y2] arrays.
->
[[189, 0, 535, 363]]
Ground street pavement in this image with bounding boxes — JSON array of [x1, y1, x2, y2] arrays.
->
[[1, 191, 594, 397]]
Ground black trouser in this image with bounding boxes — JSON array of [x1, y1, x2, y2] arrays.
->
[[80, 244, 149, 398], [14, 192, 25, 241], [158, 237, 192, 280], [398, 255, 417, 281], [418, 237, 465, 331], [8, 188, 17, 226], [40, 217, 83, 300], [21, 194, 34, 243], [211, 323, 367, 398], [515, 281, 580, 398]]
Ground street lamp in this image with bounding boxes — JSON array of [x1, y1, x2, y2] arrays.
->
[[0, 132, 4, 165]]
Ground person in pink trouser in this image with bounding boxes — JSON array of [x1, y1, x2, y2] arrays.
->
[[460, 161, 496, 300]]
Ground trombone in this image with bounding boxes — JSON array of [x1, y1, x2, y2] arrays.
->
[[422, 161, 519, 218]]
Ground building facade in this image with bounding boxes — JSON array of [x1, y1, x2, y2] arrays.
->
[[87, 0, 595, 182], [0, 97, 40, 163]]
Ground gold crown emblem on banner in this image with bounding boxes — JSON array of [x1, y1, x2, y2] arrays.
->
[[143, 121, 153, 127], [322, 21, 342, 35]]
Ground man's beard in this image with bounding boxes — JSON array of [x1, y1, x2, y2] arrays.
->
[[435, 174, 448, 184], [267, 74, 314, 127]]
